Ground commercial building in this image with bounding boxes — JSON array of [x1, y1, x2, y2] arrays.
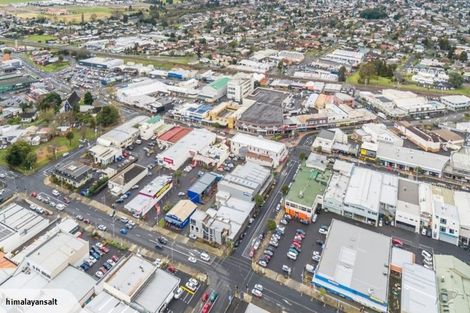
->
[[0, 202, 50, 253], [441, 95, 470, 110], [395, 122, 441, 152], [156, 126, 192, 149], [217, 161, 272, 203], [125, 175, 173, 217], [230, 133, 287, 168], [193, 141, 230, 169], [434, 255, 470, 313], [157, 128, 217, 170], [0, 74, 37, 94], [284, 162, 331, 222], [103, 254, 180, 312], [395, 180, 421, 233], [138, 115, 165, 140], [443, 146, 470, 182], [164, 200, 198, 229], [431, 186, 460, 245], [78, 57, 124, 69], [354, 123, 403, 147], [199, 77, 230, 101], [389, 247, 415, 275], [401, 263, 438, 313], [85, 292, 139, 313], [227, 73, 254, 102], [237, 88, 291, 134], [108, 163, 148, 196], [376, 143, 449, 177], [25, 231, 88, 279], [187, 172, 220, 204], [97, 115, 148, 149], [312, 219, 390, 313], [320, 49, 366, 67], [88, 145, 122, 166], [190, 162, 270, 245], [52, 161, 92, 188], [207, 101, 240, 129]]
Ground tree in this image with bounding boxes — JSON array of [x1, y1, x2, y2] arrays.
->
[[460, 51, 468, 62], [267, 219, 277, 232], [83, 91, 94, 105], [24, 152, 37, 170], [281, 184, 289, 195], [359, 7, 387, 19], [6, 141, 33, 168], [90, 13, 97, 22], [299, 152, 307, 161], [37, 92, 61, 112], [66, 132, 74, 146], [254, 194, 264, 207], [173, 170, 182, 185], [358, 62, 376, 84], [96, 105, 120, 127], [448, 72, 464, 88], [338, 66, 347, 82]]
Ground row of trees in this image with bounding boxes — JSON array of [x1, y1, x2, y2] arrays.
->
[[358, 59, 397, 83]]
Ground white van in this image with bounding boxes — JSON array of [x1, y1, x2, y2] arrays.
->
[[287, 251, 298, 261]]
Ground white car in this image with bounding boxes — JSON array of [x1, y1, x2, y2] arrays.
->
[[254, 284, 263, 292], [188, 256, 197, 263], [98, 225, 107, 231], [131, 185, 139, 190], [56, 203, 65, 211], [189, 233, 197, 240], [174, 287, 184, 299], [189, 278, 199, 286], [185, 282, 197, 292], [287, 251, 297, 260], [312, 214, 318, 223], [200, 253, 210, 262], [30, 203, 37, 210], [95, 271, 104, 279], [251, 288, 262, 298], [319, 228, 328, 235], [106, 259, 116, 266], [52, 189, 60, 197], [313, 251, 320, 256], [312, 254, 321, 262]]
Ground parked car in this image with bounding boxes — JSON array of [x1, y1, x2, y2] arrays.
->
[[188, 256, 197, 263], [287, 251, 298, 260], [97, 224, 107, 231], [200, 252, 210, 262], [251, 288, 262, 298], [392, 238, 404, 247], [158, 237, 168, 244], [120, 228, 128, 235], [282, 265, 292, 275], [174, 287, 184, 299], [52, 189, 60, 196]]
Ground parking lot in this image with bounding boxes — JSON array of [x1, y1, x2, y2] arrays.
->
[[262, 211, 445, 284], [165, 270, 209, 313]]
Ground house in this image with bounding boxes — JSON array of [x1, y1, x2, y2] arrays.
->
[[62, 91, 80, 112], [19, 111, 38, 123], [52, 161, 92, 188]]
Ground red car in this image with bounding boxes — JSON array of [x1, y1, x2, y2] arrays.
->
[[99, 266, 107, 273], [83, 219, 90, 224], [167, 264, 176, 273], [392, 238, 403, 247], [202, 303, 212, 313], [202, 292, 209, 302], [63, 197, 71, 204], [100, 246, 110, 254], [31, 192, 38, 198], [291, 241, 302, 249], [111, 255, 119, 262]]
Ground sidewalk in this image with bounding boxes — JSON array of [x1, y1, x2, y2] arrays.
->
[[44, 177, 228, 257]]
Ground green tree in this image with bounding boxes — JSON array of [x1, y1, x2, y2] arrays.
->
[[173, 170, 182, 185], [281, 184, 289, 195], [449, 72, 464, 88], [37, 92, 62, 112], [83, 91, 94, 106], [267, 219, 277, 232], [254, 194, 264, 207], [96, 105, 120, 127], [6, 141, 33, 168], [299, 152, 307, 161], [66, 131, 74, 146], [24, 151, 37, 170], [358, 62, 376, 84], [460, 51, 468, 62], [338, 66, 347, 82]]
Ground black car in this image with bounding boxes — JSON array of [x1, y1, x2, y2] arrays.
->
[[158, 237, 168, 245], [155, 243, 163, 250], [103, 262, 112, 270], [316, 240, 324, 246], [127, 145, 134, 150]]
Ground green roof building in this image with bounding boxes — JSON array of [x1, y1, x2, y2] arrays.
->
[[0, 74, 37, 94], [199, 77, 230, 101], [284, 161, 331, 222]]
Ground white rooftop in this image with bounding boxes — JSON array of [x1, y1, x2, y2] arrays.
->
[[401, 263, 438, 313], [231, 133, 286, 154]]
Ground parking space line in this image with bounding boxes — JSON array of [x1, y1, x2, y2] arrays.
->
[[180, 286, 195, 295]]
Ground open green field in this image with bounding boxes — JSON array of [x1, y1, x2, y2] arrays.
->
[[116, 55, 197, 70], [24, 34, 57, 43], [347, 71, 470, 96], [0, 0, 41, 4], [0, 128, 96, 174], [42, 61, 70, 73]]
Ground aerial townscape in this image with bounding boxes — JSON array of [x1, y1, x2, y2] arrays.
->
[[0, 0, 470, 313]]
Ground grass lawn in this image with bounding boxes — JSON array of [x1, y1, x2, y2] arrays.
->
[[24, 34, 57, 43], [0, 0, 41, 4], [42, 61, 70, 73], [115, 55, 197, 70], [0, 128, 97, 175], [347, 71, 470, 96]]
